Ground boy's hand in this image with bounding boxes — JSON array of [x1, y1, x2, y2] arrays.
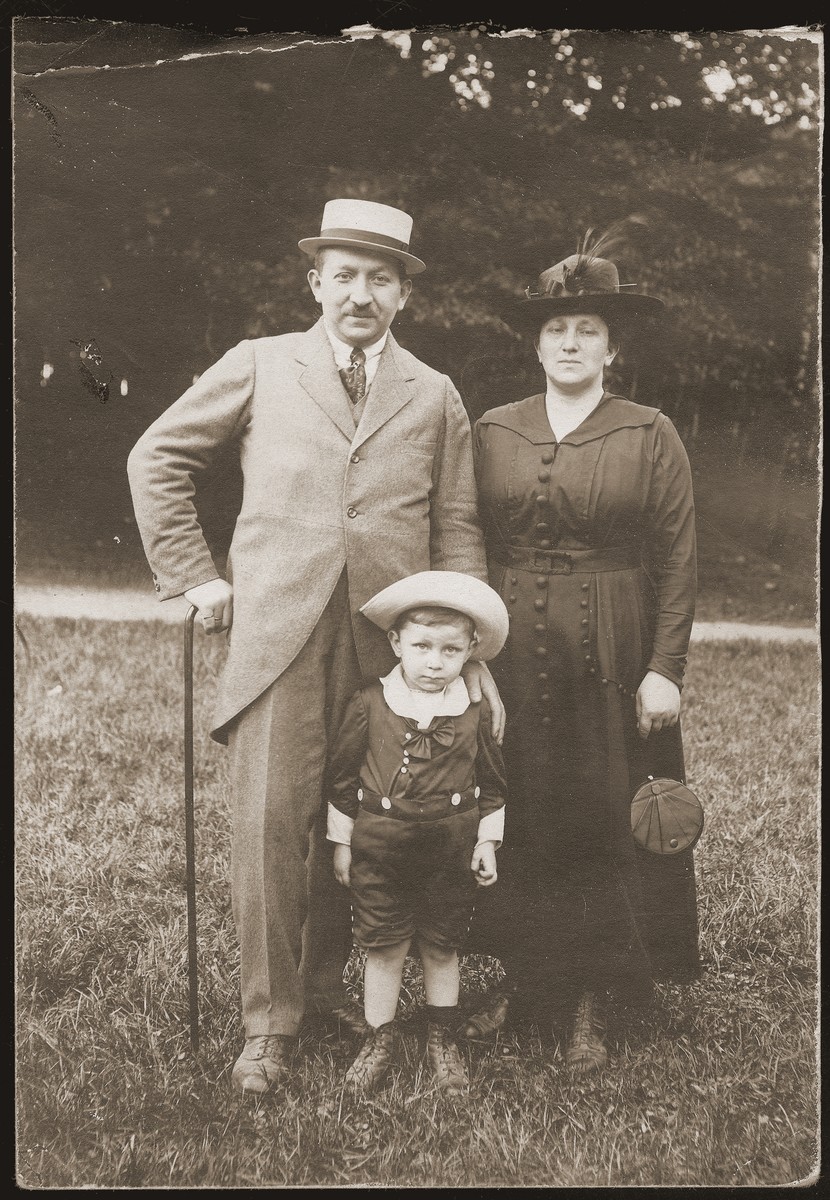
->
[[333, 844, 352, 887], [471, 841, 498, 887]]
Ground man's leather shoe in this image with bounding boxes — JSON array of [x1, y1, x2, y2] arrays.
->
[[231, 1034, 295, 1096]]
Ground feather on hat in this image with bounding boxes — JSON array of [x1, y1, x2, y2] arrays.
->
[[505, 218, 665, 333]]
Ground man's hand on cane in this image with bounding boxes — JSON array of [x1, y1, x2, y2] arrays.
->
[[184, 578, 234, 635]]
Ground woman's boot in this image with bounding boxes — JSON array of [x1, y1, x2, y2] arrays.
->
[[460, 991, 511, 1041], [565, 990, 608, 1074]]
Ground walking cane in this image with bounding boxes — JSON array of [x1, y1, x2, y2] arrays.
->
[[183, 605, 200, 1051]]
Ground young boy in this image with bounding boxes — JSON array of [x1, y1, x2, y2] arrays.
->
[[326, 571, 509, 1096]]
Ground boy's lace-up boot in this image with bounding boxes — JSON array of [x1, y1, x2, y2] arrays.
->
[[425, 1006, 469, 1096], [345, 1020, 396, 1092]]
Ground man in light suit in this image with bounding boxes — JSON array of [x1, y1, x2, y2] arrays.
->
[[128, 198, 504, 1095]]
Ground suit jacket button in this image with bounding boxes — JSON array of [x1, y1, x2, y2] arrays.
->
[[381, 797, 392, 809], [451, 793, 462, 805], [351, 453, 360, 463], [154, 582, 161, 592], [347, 507, 358, 518]]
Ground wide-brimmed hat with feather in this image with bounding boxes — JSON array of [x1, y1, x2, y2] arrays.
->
[[505, 221, 665, 333]]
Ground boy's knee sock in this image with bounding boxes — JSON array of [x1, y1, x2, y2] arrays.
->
[[425, 1003, 459, 1029]]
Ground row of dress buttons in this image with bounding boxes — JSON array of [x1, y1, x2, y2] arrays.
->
[[535, 453, 553, 546], [510, 451, 554, 548]]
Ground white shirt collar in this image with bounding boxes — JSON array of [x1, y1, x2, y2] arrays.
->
[[325, 325, 388, 366], [379, 664, 470, 728]]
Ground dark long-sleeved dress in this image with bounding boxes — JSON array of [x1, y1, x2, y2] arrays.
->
[[468, 391, 700, 1005]]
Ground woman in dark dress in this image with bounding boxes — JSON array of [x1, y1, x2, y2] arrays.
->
[[463, 238, 700, 1072]]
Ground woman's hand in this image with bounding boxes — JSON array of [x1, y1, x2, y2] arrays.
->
[[333, 844, 352, 887], [461, 661, 506, 745], [184, 577, 234, 635], [636, 671, 681, 740], [471, 841, 498, 887]]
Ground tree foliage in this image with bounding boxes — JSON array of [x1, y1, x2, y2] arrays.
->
[[387, 26, 819, 133], [13, 22, 821, 562]]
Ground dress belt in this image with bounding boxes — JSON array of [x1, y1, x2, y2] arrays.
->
[[493, 544, 642, 574]]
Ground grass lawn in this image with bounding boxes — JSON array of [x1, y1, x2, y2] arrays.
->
[[15, 619, 819, 1187]]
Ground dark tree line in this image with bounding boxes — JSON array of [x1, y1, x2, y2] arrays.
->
[[14, 21, 820, 565]]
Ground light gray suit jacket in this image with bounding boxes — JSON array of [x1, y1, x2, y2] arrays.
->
[[127, 318, 487, 741]]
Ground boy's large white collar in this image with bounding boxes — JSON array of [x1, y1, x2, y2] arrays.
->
[[380, 664, 470, 724]]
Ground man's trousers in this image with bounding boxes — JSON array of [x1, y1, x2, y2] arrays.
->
[[227, 571, 384, 1036]]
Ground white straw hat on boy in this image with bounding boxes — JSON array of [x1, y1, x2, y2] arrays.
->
[[360, 571, 509, 662], [298, 198, 427, 275]]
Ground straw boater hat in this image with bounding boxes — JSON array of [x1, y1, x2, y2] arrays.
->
[[505, 226, 665, 333], [360, 571, 509, 662], [298, 198, 427, 276]]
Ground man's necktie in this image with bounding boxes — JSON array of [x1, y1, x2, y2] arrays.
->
[[340, 347, 367, 405]]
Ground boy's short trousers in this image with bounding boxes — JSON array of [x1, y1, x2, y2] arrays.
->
[[349, 788, 481, 951]]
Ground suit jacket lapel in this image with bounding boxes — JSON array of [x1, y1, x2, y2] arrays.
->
[[295, 318, 356, 442], [352, 334, 415, 450]]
